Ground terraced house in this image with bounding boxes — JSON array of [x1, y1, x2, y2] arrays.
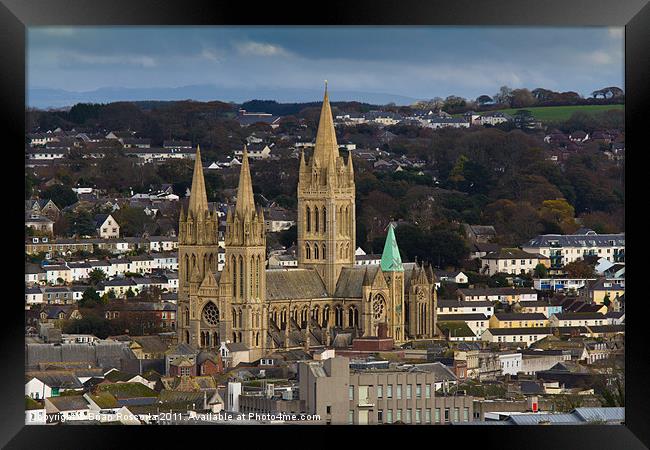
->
[[522, 229, 625, 270]]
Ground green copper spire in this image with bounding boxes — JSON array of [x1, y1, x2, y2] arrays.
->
[[380, 223, 404, 272]]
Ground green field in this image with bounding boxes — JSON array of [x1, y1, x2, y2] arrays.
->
[[494, 104, 624, 122]]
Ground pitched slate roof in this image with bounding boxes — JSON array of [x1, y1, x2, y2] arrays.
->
[[493, 313, 547, 321], [525, 232, 624, 248], [265, 269, 328, 300], [47, 395, 89, 412], [436, 314, 489, 322], [131, 336, 169, 354], [334, 266, 379, 298], [26, 370, 83, 389], [553, 312, 606, 320], [482, 248, 544, 260], [486, 327, 553, 336]]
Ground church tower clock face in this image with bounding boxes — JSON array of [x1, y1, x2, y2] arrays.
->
[[372, 294, 386, 320]]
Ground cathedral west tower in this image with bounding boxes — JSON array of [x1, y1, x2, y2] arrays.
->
[[224, 147, 267, 356], [177, 146, 220, 346], [297, 84, 356, 294]]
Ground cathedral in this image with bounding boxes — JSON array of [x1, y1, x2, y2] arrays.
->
[[177, 86, 437, 360]]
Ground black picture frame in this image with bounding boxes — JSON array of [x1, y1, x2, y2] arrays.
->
[[1, 0, 646, 447]]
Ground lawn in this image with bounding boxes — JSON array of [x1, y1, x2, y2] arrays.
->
[[497, 104, 624, 122]]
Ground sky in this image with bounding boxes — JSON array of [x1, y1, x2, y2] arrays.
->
[[27, 26, 624, 107]]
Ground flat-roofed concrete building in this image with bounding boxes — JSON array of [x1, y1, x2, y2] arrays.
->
[[298, 356, 474, 425]]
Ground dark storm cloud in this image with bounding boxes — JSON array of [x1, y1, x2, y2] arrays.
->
[[27, 26, 624, 104]]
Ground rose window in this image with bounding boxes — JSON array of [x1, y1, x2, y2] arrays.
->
[[203, 303, 220, 326]]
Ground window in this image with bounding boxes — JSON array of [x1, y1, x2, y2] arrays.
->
[[349, 385, 354, 400], [406, 385, 412, 399], [453, 407, 460, 422], [416, 384, 422, 398], [326, 406, 331, 414], [425, 385, 431, 399], [405, 409, 412, 424], [396, 384, 402, 399], [378, 410, 383, 423], [464, 407, 470, 422], [387, 385, 393, 398], [426, 409, 432, 424], [435, 408, 441, 423], [377, 385, 383, 398], [396, 409, 402, 422], [444, 408, 450, 422], [386, 409, 393, 424], [348, 410, 354, 424]]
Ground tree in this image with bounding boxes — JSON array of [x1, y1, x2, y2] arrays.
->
[[602, 294, 611, 307], [494, 86, 513, 106], [476, 95, 493, 106], [114, 205, 155, 237], [125, 287, 136, 298], [539, 199, 578, 234], [88, 268, 107, 285], [69, 210, 97, 237], [279, 225, 297, 248], [41, 185, 78, 209], [510, 89, 536, 108], [62, 316, 113, 339], [534, 263, 548, 278], [79, 287, 102, 308], [563, 260, 596, 278]]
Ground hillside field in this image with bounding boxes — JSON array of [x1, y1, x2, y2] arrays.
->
[[492, 104, 624, 122]]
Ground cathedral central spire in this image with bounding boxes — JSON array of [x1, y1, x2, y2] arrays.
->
[[188, 145, 209, 217], [235, 145, 256, 217], [312, 83, 339, 169]]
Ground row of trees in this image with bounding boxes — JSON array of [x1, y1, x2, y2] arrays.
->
[[414, 85, 624, 115]]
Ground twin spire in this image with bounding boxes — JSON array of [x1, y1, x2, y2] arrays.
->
[[186, 144, 257, 220], [188, 145, 209, 218], [187, 83, 347, 221], [235, 146, 256, 216]]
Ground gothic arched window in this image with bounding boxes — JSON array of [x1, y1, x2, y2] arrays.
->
[[335, 305, 343, 327], [314, 207, 320, 233], [323, 207, 327, 232], [323, 305, 330, 326], [231, 256, 237, 298], [314, 244, 319, 260], [306, 206, 311, 232], [184, 307, 190, 327], [305, 243, 311, 260], [321, 244, 326, 260], [255, 256, 260, 299], [239, 256, 244, 297]]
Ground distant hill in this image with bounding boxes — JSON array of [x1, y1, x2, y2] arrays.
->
[[28, 85, 420, 109]]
